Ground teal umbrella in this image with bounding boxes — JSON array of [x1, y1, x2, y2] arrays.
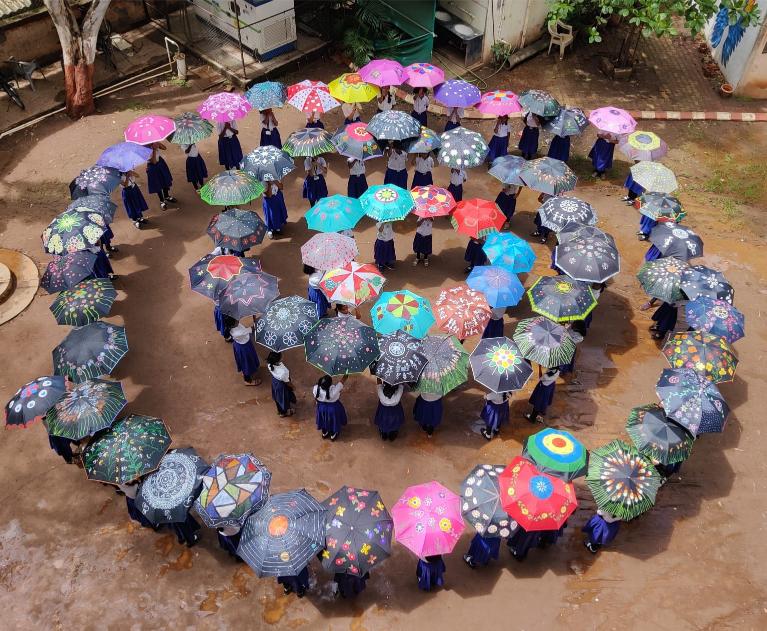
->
[[360, 185, 414, 222], [482, 232, 536, 273], [370, 290, 435, 339], [304, 195, 365, 232]]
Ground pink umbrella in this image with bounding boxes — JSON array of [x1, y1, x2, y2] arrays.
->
[[198, 92, 252, 123], [124, 115, 176, 145], [359, 59, 405, 87], [392, 481, 464, 558], [300, 232, 358, 270], [288, 86, 340, 114], [476, 90, 523, 115], [403, 62, 445, 88], [588, 106, 637, 135]]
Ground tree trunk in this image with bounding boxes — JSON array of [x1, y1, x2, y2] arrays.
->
[[63, 58, 95, 118]]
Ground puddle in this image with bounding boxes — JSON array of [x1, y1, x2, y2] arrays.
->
[[198, 566, 254, 615], [158, 547, 194, 577], [261, 583, 291, 624], [154, 534, 176, 557]]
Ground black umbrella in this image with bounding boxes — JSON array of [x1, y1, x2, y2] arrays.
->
[[469, 337, 533, 393], [461, 464, 515, 537], [43, 379, 126, 440], [649, 224, 704, 260], [538, 196, 597, 232], [5, 376, 67, 428], [680, 265, 734, 304], [207, 208, 267, 252], [218, 271, 280, 319], [556, 221, 616, 248], [66, 194, 117, 222], [305, 317, 380, 375], [52, 322, 128, 383], [372, 330, 428, 385], [241, 145, 296, 181], [255, 295, 318, 351], [625, 404, 694, 465], [73, 165, 121, 196], [655, 368, 729, 436], [41, 252, 97, 294], [554, 237, 620, 283]]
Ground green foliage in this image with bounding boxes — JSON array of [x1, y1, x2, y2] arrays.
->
[[491, 40, 515, 67]]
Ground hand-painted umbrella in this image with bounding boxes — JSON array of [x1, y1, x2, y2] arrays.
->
[[170, 111, 214, 144], [371, 289, 434, 339], [244, 80, 287, 110], [237, 489, 326, 577], [519, 157, 577, 195], [470, 337, 533, 393], [194, 453, 272, 528], [626, 404, 694, 466], [288, 83, 340, 113], [207, 208, 267, 252], [434, 284, 492, 339], [5, 376, 67, 428], [283, 127, 336, 157], [554, 237, 620, 283], [66, 195, 117, 222], [403, 126, 442, 154], [305, 195, 365, 232], [662, 330, 738, 383], [53, 322, 128, 383], [434, 79, 481, 107], [331, 122, 382, 161], [636, 257, 690, 302], [304, 317, 380, 375], [476, 90, 522, 115], [451, 198, 505, 238], [619, 130, 667, 161], [188, 254, 261, 301], [438, 127, 489, 168], [680, 265, 734, 304], [96, 141, 152, 172], [198, 92, 252, 122], [83, 414, 171, 485], [523, 429, 588, 481], [255, 295, 318, 351], [241, 145, 295, 181], [630, 161, 678, 193], [403, 62, 445, 88], [200, 170, 265, 206], [360, 184, 414, 222], [686, 297, 744, 343], [527, 276, 597, 323], [556, 222, 615, 248], [656, 367, 729, 435], [41, 252, 97, 294], [367, 110, 421, 141], [542, 107, 588, 137], [499, 456, 577, 530], [287, 80, 329, 99], [372, 330, 428, 385], [136, 448, 209, 526], [74, 165, 121, 196], [42, 211, 106, 255], [488, 154, 527, 186], [638, 192, 685, 223], [359, 59, 405, 86], [415, 335, 469, 396], [513, 317, 577, 368], [50, 278, 116, 327], [124, 114, 176, 145], [329, 72, 379, 103], [301, 232, 358, 270], [467, 265, 525, 307], [218, 270, 280, 319], [649, 224, 703, 260], [321, 486, 393, 575], [518, 89, 561, 117], [482, 232, 536, 273], [586, 440, 660, 520], [461, 464, 515, 537], [538, 195, 597, 231], [44, 379, 125, 440], [588, 106, 637, 134], [410, 185, 455, 218], [319, 262, 386, 307]]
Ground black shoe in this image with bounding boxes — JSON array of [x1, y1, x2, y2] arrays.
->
[[329, 432, 339, 442], [389, 431, 398, 442], [481, 428, 493, 441], [425, 425, 434, 436], [283, 585, 293, 595], [166, 196, 178, 203], [107, 245, 119, 252], [463, 554, 477, 568], [296, 587, 306, 599], [139, 217, 148, 224]]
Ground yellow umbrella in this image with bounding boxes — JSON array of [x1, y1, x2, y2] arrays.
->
[[328, 73, 380, 103]]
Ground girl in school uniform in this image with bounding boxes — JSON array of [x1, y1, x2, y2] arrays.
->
[[171, 513, 201, 547], [347, 158, 368, 198], [214, 304, 236, 342], [118, 481, 156, 530], [411, 152, 434, 187], [231, 323, 262, 385], [334, 572, 370, 599], [649, 301, 678, 340], [260, 108, 281, 149], [589, 134, 616, 178], [313, 374, 349, 441], [531, 209, 552, 244], [547, 133, 571, 162], [463, 533, 501, 568], [384, 142, 408, 188], [377, 87, 396, 113], [306, 265, 329, 319], [278, 565, 310, 598], [374, 381, 405, 441], [582, 510, 621, 553], [518, 112, 541, 160], [341, 101, 362, 125], [146, 142, 176, 210], [182, 142, 208, 191], [445, 107, 463, 132], [100, 221, 118, 257], [303, 156, 328, 206], [463, 237, 487, 273], [482, 306, 505, 339], [305, 109, 324, 129], [218, 120, 243, 169], [487, 115, 510, 162], [217, 525, 242, 559], [524, 366, 560, 423], [417, 555, 446, 591], [637, 215, 656, 241], [262, 179, 289, 238], [413, 391, 442, 436], [622, 169, 644, 205], [411, 87, 429, 126], [48, 434, 80, 464], [120, 171, 149, 229], [89, 244, 116, 281], [413, 217, 433, 267], [644, 241, 662, 261], [506, 525, 542, 561], [374, 221, 397, 271], [448, 167, 467, 202], [267, 352, 296, 417], [496, 184, 520, 226], [480, 390, 509, 440]]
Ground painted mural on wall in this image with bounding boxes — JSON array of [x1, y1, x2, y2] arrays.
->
[[706, 0, 765, 87]]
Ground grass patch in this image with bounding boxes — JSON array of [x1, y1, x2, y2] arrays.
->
[[720, 198, 743, 224], [124, 100, 148, 112], [703, 153, 763, 204]]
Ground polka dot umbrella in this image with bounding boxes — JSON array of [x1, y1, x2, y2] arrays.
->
[[287, 83, 340, 114], [434, 79, 482, 108], [304, 316, 381, 375], [522, 428, 588, 482], [5, 376, 68, 428], [437, 127, 489, 169], [460, 464, 516, 538]]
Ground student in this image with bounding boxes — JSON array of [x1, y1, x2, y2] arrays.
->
[[182, 142, 207, 191], [649, 301, 677, 340], [374, 381, 405, 441], [463, 533, 501, 568], [118, 481, 156, 530], [531, 210, 552, 244], [346, 158, 368, 199], [120, 171, 149, 229], [217, 120, 243, 169], [644, 241, 663, 261], [411, 152, 434, 187], [524, 366, 560, 423], [582, 510, 621, 553], [377, 87, 396, 113], [480, 391, 509, 440], [334, 572, 370, 599], [278, 565, 310, 598], [506, 524, 541, 561], [341, 101, 362, 125], [231, 323, 262, 385], [518, 112, 541, 160], [214, 304, 237, 342], [374, 221, 396, 272], [100, 222, 118, 257], [48, 434, 80, 464], [413, 391, 442, 436], [303, 156, 328, 207], [589, 134, 616, 179], [313, 374, 349, 441], [171, 513, 201, 547], [547, 133, 571, 162], [487, 115, 510, 162], [89, 245, 116, 281], [637, 214, 656, 241], [448, 167, 467, 202], [416, 554, 446, 591], [384, 141, 408, 189], [146, 142, 176, 210], [262, 179, 288, 238], [622, 169, 644, 205], [654, 460, 683, 483], [217, 525, 242, 559], [413, 217, 433, 267], [411, 87, 429, 126], [260, 108, 282, 149], [306, 265, 330, 319], [445, 106, 463, 132], [305, 109, 324, 129], [335, 303, 360, 319], [496, 184, 520, 226], [267, 352, 296, 417], [463, 237, 487, 273], [482, 306, 505, 339]]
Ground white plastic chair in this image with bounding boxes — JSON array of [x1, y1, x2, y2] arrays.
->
[[547, 21, 574, 60]]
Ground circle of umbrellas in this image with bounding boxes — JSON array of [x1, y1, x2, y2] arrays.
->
[[5, 376, 67, 428], [470, 337, 533, 393], [304, 317, 381, 376], [461, 464, 514, 537], [255, 295, 318, 352], [438, 127, 489, 168], [53, 321, 129, 383], [50, 278, 117, 327]]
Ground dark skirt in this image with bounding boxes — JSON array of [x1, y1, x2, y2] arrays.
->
[[217, 531, 241, 557], [186, 155, 208, 184], [126, 497, 155, 529], [260, 127, 282, 149], [172, 513, 201, 546], [263, 191, 289, 232], [495, 191, 517, 221], [467, 533, 501, 565], [277, 566, 309, 592], [308, 286, 330, 319], [146, 157, 173, 194], [447, 182, 463, 202], [639, 215, 657, 235], [384, 167, 408, 189], [588, 138, 614, 173], [413, 396, 442, 428], [480, 399, 509, 432], [121, 185, 148, 221], [316, 400, 348, 434], [48, 434, 76, 463], [218, 135, 244, 169], [444, 120, 461, 132], [303, 175, 328, 204], [411, 110, 428, 126], [374, 239, 396, 267], [305, 120, 324, 129], [644, 244, 662, 261], [550, 248, 563, 274], [482, 317, 504, 339], [534, 212, 552, 239], [518, 126, 539, 158], [624, 172, 644, 196], [417, 556, 446, 590], [464, 240, 488, 267], [335, 572, 369, 598], [547, 135, 571, 162], [529, 380, 556, 413], [412, 170, 433, 187], [374, 402, 405, 433], [233, 338, 260, 376], [651, 302, 677, 333], [507, 526, 541, 559], [487, 134, 509, 162], [347, 174, 368, 198], [559, 352, 576, 375], [343, 116, 361, 125], [100, 224, 114, 247], [655, 461, 682, 478], [214, 305, 236, 338], [582, 514, 620, 546], [271, 377, 296, 414], [413, 233, 432, 256], [92, 250, 113, 278]]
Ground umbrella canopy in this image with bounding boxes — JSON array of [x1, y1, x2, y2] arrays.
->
[[450, 198, 505, 238], [371, 289, 434, 339], [74, 165, 121, 196], [283, 127, 336, 157], [499, 456, 577, 531], [331, 122, 382, 161], [287, 84, 340, 113], [556, 222, 616, 247], [482, 232, 536, 273], [415, 335, 469, 396], [42, 211, 106, 255], [321, 486, 393, 574], [437, 127, 489, 168], [649, 224, 703, 260], [434, 284, 492, 338], [198, 92, 252, 122], [656, 367, 730, 435], [686, 297, 744, 343], [527, 276, 597, 323], [287, 79, 329, 99], [207, 208, 267, 252], [237, 489, 326, 577], [200, 170, 265, 206], [636, 257, 690, 302], [488, 154, 527, 186], [523, 428, 588, 482], [50, 278, 116, 327], [630, 161, 678, 193], [538, 195, 597, 232], [244, 81, 287, 110], [619, 130, 668, 161], [66, 195, 117, 222], [518, 89, 561, 117], [680, 265, 734, 304], [255, 295, 318, 352], [470, 337, 533, 393], [626, 404, 694, 466], [542, 107, 588, 137], [519, 158, 577, 195], [170, 111, 214, 145], [638, 192, 685, 223], [44, 379, 125, 440], [367, 110, 421, 141], [241, 146, 295, 181], [662, 330, 738, 383], [218, 270, 280, 319], [513, 317, 577, 368], [195, 453, 272, 528], [461, 464, 515, 537], [41, 252, 97, 294], [304, 317, 380, 375], [402, 126, 441, 154], [467, 265, 525, 307], [53, 322, 128, 383], [434, 79, 481, 107], [5, 376, 67, 429], [359, 58, 405, 86], [476, 89, 522, 115], [588, 106, 636, 134], [372, 330, 428, 385], [188, 253, 261, 301], [96, 141, 152, 171], [360, 184, 414, 222], [305, 195, 365, 232], [136, 448, 209, 526], [554, 237, 620, 283], [328, 72, 379, 103], [586, 440, 660, 520], [83, 414, 171, 485], [319, 262, 385, 307], [124, 114, 176, 145], [301, 232, 358, 270], [404, 62, 445, 87], [410, 185, 456, 218]]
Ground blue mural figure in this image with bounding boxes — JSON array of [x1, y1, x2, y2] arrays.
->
[[710, 0, 757, 66]]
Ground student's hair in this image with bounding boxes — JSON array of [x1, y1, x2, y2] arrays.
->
[[267, 352, 282, 371], [316, 375, 332, 400], [303, 264, 315, 275], [392, 140, 402, 151], [382, 383, 397, 399]]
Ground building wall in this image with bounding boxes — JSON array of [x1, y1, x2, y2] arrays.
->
[[483, 0, 549, 61], [737, 24, 767, 97]]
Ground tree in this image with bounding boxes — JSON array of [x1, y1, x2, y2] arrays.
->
[[43, 0, 112, 119]]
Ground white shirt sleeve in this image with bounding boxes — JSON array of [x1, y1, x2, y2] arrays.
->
[[349, 160, 366, 176], [495, 123, 509, 138], [377, 385, 404, 405], [269, 364, 290, 382], [485, 391, 506, 404], [309, 270, 324, 287], [416, 219, 433, 236], [376, 222, 394, 241], [541, 369, 560, 386]]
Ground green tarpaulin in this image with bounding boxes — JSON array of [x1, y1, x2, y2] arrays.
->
[[374, 0, 436, 64]]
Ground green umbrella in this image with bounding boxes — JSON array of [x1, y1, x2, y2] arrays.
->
[[43, 379, 126, 440], [415, 335, 469, 396], [636, 258, 690, 302], [200, 170, 265, 206], [513, 317, 576, 368], [626, 404, 694, 466], [527, 276, 597, 323], [518, 89, 561, 117], [283, 127, 335, 157], [170, 111, 214, 145]]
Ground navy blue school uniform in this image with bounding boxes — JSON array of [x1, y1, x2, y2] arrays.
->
[[315, 399, 348, 435], [263, 189, 289, 233], [374, 239, 396, 268], [480, 397, 509, 433], [644, 244, 662, 261], [559, 352, 576, 375], [518, 125, 539, 159], [214, 305, 236, 340], [217, 530, 241, 558], [507, 526, 541, 560], [384, 167, 408, 189], [271, 378, 296, 415], [278, 566, 309, 594], [413, 233, 432, 257], [588, 137, 615, 174], [122, 183, 148, 221], [172, 513, 201, 546], [550, 248, 565, 275], [416, 555, 446, 591], [624, 172, 644, 198], [335, 572, 369, 598], [232, 334, 260, 378], [48, 434, 77, 463], [547, 135, 571, 162], [374, 401, 405, 434], [464, 239, 488, 269], [126, 496, 156, 529], [582, 513, 620, 547], [308, 286, 330, 319], [487, 133, 509, 162], [100, 224, 115, 249], [534, 211, 552, 240], [655, 461, 682, 478], [466, 533, 501, 566], [651, 301, 677, 334], [348, 174, 368, 198], [444, 120, 460, 132], [92, 249, 113, 278], [495, 191, 517, 221], [529, 378, 556, 415], [303, 172, 329, 206], [260, 127, 282, 149], [411, 110, 428, 126], [305, 119, 324, 129], [186, 155, 208, 188], [482, 317, 505, 339], [639, 215, 657, 236], [413, 396, 442, 429], [411, 170, 433, 187], [447, 182, 463, 202], [146, 157, 173, 195], [218, 135, 243, 169]]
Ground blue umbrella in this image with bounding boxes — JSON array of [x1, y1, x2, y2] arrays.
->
[[96, 142, 152, 172], [245, 81, 287, 110], [467, 265, 525, 308], [482, 232, 536, 274], [488, 155, 527, 186], [66, 195, 117, 222]]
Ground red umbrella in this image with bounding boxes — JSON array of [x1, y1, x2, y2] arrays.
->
[[287, 80, 329, 100], [433, 284, 491, 339], [450, 198, 505, 239]]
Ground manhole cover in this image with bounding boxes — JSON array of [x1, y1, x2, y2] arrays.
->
[[0, 249, 39, 325]]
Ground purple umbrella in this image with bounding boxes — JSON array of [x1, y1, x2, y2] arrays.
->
[[434, 80, 481, 108], [96, 142, 152, 172]]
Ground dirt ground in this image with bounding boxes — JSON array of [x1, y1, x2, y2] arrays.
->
[[1, 57, 767, 630]]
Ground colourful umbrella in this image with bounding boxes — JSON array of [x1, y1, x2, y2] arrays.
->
[[328, 72, 379, 103], [43, 379, 126, 441], [482, 232, 536, 273], [513, 317, 577, 368], [331, 122, 382, 161], [207, 208, 267, 252], [626, 404, 694, 466], [437, 127, 489, 168], [410, 185, 456, 218], [467, 265, 524, 307], [476, 90, 522, 115], [662, 331, 738, 383], [519, 157, 577, 195], [680, 265, 734, 304], [685, 297, 744, 343], [287, 83, 340, 113], [66, 195, 117, 222], [360, 184, 414, 222], [5, 376, 67, 428], [489, 155, 527, 186], [392, 481, 464, 557], [523, 429, 588, 482], [367, 110, 421, 141], [638, 192, 685, 223], [217, 270, 280, 319], [255, 295, 319, 352], [403, 126, 442, 154], [124, 114, 176, 145], [199, 170, 265, 206], [556, 222, 615, 247], [434, 79, 481, 107], [359, 59, 405, 86], [636, 257, 690, 302], [50, 278, 116, 327], [588, 106, 637, 134], [42, 211, 106, 255], [300, 232, 358, 270], [630, 161, 678, 193], [403, 62, 445, 88], [53, 322, 128, 383], [283, 127, 336, 157], [619, 130, 668, 161], [538, 195, 597, 231], [461, 464, 515, 537], [287, 79, 329, 99], [518, 90, 561, 117], [527, 276, 597, 323], [554, 237, 621, 283], [241, 145, 295, 181], [434, 284, 492, 338], [96, 141, 152, 172], [451, 198, 505, 238], [319, 262, 386, 307], [649, 224, 703, 260], [74, 165, 121, 196], [372, 330, 428, 385], [244, 80, 287, 110], [304, 195, 365, 232], [470, 337, 533, 393], [542, 107, 588, 137], [188, 253, 261, 301], [198, 92, 252, 122], [415, 335, 469, 396], [371, 289, 435, 339], [304, 317, 380, 375], [41, 252, 97, 294], [656, 367, 729, 435], [170, 111, 214, 145]]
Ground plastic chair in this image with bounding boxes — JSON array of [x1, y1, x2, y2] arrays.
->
[[8, 57, 46, 91], [547, 21, 574, 60]]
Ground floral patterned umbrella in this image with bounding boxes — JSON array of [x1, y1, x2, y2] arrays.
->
[[301, 232, 358, 270], [74, 165, 121, 196], [41, 252, 97, 294], [523, 428, 588, 482], [434, 79, 482, 107], [124, 114, 176, 145], [170, 111, 214, 145], [287, 83, 340, 113], [415, 335, 469, 396], [680, 265, 734, 304], [5, 376, 68, 428], [53, 322, 128, 383], [649, 224, 703, 260], [513, 317, 577, 368], [403, 62, 445, 88], [519, 157, 577, 195], [207, 208, 267, 252], [518, 89, 561, 117], [467, 265, 525, 307], [367, 110, 421, 141], [460, 464, 515, 537], [434, 284, 492, 339], [636, 258, 690, 302], [283, 127, 336, 157], [554, 237, 620, 283], [287, 79, 329, 99], [217, 271, 280, 319], [626, 404, 694, 466], [618, 130, 668, 161], [244, 81, 287, 110], [630, 161, 678, 193], [255, 295, 318, 352], [241, 146, 295, 181], [410, 185, 456, 218], [188, 254, 262, 301], [488, 154, 527, 186], [527, 276, 597, 323], [359, 59, 405, 86], [470, 337, 533, 393], [662, 331, 738, 383], [656, 367, 729, 435], [482, 232, 536, 273], [66, 195, 117, 222], [328, 72, 379, 103], [372, 330, 428, 385], [42, 211, 106, 255], [319, 262, 386, 307], [403, 126, 442, 154], [542, 107, 589, 137], [331, 122, 382, 161], [198, 92, 252, 122], [476, 89, 522, 115], [371, 289, 434, 339], [538, 195, 597, 232], [638, 192, 685, 223], [450, 198, 505, 239], [360, 184, 415, 222], [304, 195, 365, 232], [686, 297, 744, 343], [437, 127, 489, 168], [43, 378, 125, 440], [96, 141, 152, 172], [304, 317, 380, 375], [555, 222, 615, 247], [588, 106, 637, 134], [50, 278, 116, 327], [200, 170, 265, 206]]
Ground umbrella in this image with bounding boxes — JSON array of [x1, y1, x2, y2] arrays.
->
[[434, 79, 481, 107], [499, 456, 577, 531], [74, 165, 121, 196], [636, 258, 690, 302], [554, 237, 620, 283], [488, 155, 527, 186], [241, 145, 295, 181], [244, 81, 287, 110], [519, 157, 577, 195], [482, 232, 536, 273], [198, 92, 252, 122], [527, 276, 597, 323], [476, 89, 522, 115], [304, 195, 365, 233], [372, 330, 428, 384], [586, 440, 660, 520], [415, 335, 469, 396], [194, 453, 272, 528], [237, 489, 326, 577], [662, 331, 738, 383], [136, 448, 209, 525], [83, 414, 171, 485], [656, 367, 729, 435], [331, 122, 382, 161], [217, 270, 280, 319], [437, 128, 489, 168], [371, 289, 434, 339], [470, 337, 533, 393], [619, 130, 668, 161], [287, 80, 329, 99], [188, 253, 261, 301], [588, 106, 636, 134], [200, 170, 265, 206], [537, 195, 597, 231], [460, 464, 515, 537], [65, 195, 117, 222], [518, 89, 561, 117], [41, 252, 97, 294], [392, 481, 464, 557], [467, 265, 525, 307], [555, 222, 615, 247], [367, 110, 421, 141], [403, 126, 442, 154], [328, 72, 379, 103], [451, 198, 505, 238], [542, 107, 588, 137], [283, 127, 336, 157], [434, 284, 492, 338], [255, 295, 318, 351], [304, 317, 380, 375], [42, 211, 106, 255], [321, 486, 393, 575], [287, 83, 340, 113], [360, 184, 414, 222], [403, 62, 445, 88], [124, 114, 176, 144], [207, 208, 267, 252], [170, 111, 214, 144], [685, 297, 744, 343], [630, 161, 678, 193], [301, 233, 358, 270], [50, 278, 116, 326], [359, 59, 405, 86], [680, 265, 734, 304], [52, 322, 128, 383], [513, 317, 577, 368], [638, 192, 685, 223], [5, 376, 67, 429], [649, 224, 703, 260], [96, 141, 152, 171], [43, 379, 125, 440], [523, 429, 588, 481], [319, 262, 385, 307], [626, 404, 694, 466], [410, 185, 456, 218]]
